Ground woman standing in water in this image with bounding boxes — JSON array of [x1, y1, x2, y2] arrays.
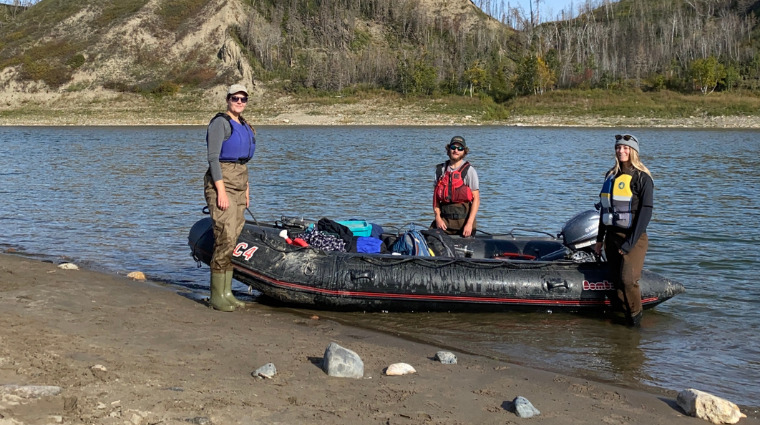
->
[[594, 134, 654, 327], [204, 84, 256, 312]]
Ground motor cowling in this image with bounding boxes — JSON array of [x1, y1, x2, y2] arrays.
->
[[560, 210, 599, 251]]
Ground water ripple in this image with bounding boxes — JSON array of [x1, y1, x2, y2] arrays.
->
[[0, 125, 758, 408]]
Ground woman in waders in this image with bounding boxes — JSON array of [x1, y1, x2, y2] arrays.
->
[[204, 84, 256, 312], [594, 134, 654, 327]]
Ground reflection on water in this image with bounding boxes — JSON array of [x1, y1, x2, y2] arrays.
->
[[0, 126, 758, 408]]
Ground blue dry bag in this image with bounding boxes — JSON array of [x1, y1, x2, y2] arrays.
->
[[392, 229, 432, 256]]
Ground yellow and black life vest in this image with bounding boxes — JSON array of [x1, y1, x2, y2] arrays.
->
[[599, 172, 636, 229]]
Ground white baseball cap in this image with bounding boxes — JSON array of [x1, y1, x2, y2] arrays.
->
[[227, 84, 248, 96]]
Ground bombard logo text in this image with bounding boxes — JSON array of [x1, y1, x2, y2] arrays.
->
[[582, 280, 614, 291]]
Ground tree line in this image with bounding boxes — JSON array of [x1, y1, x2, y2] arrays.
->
[[2, 0, 756, 99], [533, 0, 760, 92], [237, 0, 759, 99], [238, 0, 515, 96]]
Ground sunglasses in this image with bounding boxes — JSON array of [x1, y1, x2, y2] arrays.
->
[[449, 145, 465, 152], [230, 96, 248, 103], [615, 134, 635, 141]]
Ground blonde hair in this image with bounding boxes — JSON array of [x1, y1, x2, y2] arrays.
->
[[606, 148, 651, 178]]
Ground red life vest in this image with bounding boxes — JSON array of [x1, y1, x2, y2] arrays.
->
[[435, 161, 474, 205]]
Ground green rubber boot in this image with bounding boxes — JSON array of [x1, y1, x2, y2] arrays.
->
[[209, 272, 235, 312], [224, 270, 247, 308]]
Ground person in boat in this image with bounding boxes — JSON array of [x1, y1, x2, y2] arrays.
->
[[594, 134, 653, 327], [432, 136, 480, 237], [203, 84, 256, 312]]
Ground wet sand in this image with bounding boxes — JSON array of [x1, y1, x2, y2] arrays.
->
[[0, 252, 756, 425]]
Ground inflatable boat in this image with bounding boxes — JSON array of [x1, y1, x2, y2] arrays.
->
[[187, 211, 684, 312]]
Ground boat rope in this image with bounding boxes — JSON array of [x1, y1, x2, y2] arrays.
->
[[356, 255, 564, 270], [245, 207, 260, 226]]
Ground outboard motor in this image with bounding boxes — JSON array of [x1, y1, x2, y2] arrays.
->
[[560, 210, 599, 257]]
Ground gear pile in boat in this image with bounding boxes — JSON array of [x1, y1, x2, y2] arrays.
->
[[188, 210, 684, 312], [274, 212, 598, 262]]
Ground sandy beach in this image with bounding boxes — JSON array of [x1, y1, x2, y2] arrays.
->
[[0, 252, 756, 425]]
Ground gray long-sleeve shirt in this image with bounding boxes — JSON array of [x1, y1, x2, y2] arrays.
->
[[206, 116, 230, 182]]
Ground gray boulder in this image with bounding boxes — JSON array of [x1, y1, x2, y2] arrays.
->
[[252, 363, 277, 379], [513, 396, 540, 418], [434, 351, 458, 364], [322, 342, 364, 378]]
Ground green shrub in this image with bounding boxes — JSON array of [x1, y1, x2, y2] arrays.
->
[[66, 54, 85, 69], [12, 39, 86, 87], [19, 58, 72, 88], [157, 0, 207, 33], [172, 65, 218, 87], [94, 0, 149, 27], [167, 47, 221, 88], [398, 54, 437, 95], [5, 30, 25, 42], [103, 80, 136, 93], [148, 81, 180, 97], [481, 98, 511, 120], [65, 81, 92, 92], [350, 29, 371, 52], [643, 73, 666, 92]]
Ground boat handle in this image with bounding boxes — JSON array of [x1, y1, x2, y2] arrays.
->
[[546, 278, 568, 290], [350, 270, 375, 282]]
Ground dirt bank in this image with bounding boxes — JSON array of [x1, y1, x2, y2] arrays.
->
[[1, 253, 757, 424]]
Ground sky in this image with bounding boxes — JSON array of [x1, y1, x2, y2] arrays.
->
[[533, 0, 587, 20], [0, 0, 39, 4], [480, 0, 594, 24]]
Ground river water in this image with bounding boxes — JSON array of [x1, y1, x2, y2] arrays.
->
[[1, 125, 758, 409]]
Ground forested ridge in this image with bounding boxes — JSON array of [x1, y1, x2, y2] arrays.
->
[[530, 0, 760, 93], [0, 0, 758, 107]]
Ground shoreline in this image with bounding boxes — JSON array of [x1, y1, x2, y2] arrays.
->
[[1, 96, 760, 128], [1, 86, 759, 128], [1, 251, 758, 424], [2, 114, 759, 128]]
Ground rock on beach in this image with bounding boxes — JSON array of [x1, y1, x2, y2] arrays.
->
[[0, 385, 62, 399], [322, 342, 364, 378], [385, 363, 416, 376], [435, 351, 457, 364], [253, 363, 277, 379], [513, 396, 541, 418], [677, 389, 746, 424], [127, 271, 146, 281]]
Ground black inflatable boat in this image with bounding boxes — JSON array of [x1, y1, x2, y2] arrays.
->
[[188, 211, 685, 312]]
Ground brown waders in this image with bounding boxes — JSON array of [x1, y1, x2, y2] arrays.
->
[[204, 163, 249, 311], [604, 232, 648, 326], [435, 202, 476, 236]]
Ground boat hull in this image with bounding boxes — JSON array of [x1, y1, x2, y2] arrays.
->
[[188, 218, 685, 312]]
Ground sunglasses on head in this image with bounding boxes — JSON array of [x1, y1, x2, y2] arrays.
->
[[615, 134, 634, 141], [230, 95, 248, 103], [449, 145, 465, 151]]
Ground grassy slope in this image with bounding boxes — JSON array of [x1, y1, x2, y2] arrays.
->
[[1, 85, 759, 126], [506, 89, 760, 118]]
